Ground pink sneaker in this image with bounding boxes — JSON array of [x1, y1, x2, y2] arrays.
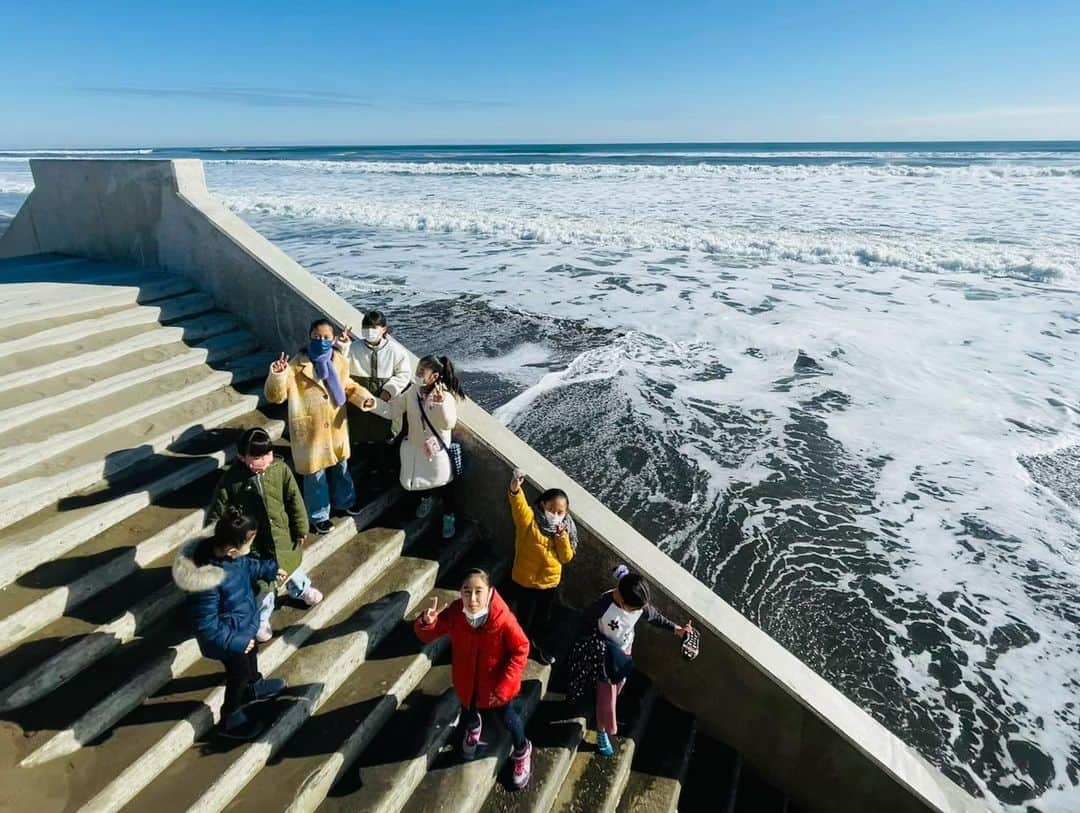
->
[[462, 720, 482, 760], [255, 620, 273, 643], [511, 740, 532, 789], [300, 586, 323, 607]]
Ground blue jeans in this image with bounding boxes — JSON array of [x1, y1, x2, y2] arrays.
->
[[303, 459, 355, 522]]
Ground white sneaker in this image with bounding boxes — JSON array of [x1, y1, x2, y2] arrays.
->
[[416, 497, 435, 518]]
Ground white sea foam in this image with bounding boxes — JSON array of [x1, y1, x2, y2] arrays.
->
[[211, 157, 1080, 179]]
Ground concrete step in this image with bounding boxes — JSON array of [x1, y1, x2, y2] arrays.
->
[[0, 328, 260, 430], [615, 699, 697, 813], [221, 627, 451, 813], [0, 365, 270, 532], [479, 690, 587, 813], [0, 345, 268, 472], [0, 473, 215, 655], [10, 517, 425, 813], [552, 674, 658, 813], [0, 291, 215, 358], [126, 528, 477, 813], [0, 407, 284, 591], [397, 660, 552, 813], [224, 550, 506, 813], [0, 272, 195, 332], [317, 663, 462, 813], [10, 489, 404, 758], [480, 600, 587, 813], [677, 733, 741, 813], [0, 310, 242, 391]]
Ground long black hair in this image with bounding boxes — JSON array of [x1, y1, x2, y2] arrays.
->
[[418, 354, 466, 399]]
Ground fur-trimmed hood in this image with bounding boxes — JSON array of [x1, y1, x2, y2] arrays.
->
[[172, 534, 226, 593]]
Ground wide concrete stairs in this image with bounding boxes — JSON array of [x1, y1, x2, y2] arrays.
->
[[0, 254, 798, 813]]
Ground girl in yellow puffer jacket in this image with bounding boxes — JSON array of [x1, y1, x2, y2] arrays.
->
[[504, 470, 576, 664]]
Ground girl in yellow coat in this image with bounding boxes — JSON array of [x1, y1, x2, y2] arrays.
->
[[504, 469, 576, 664], [265, 318, 376, 534]]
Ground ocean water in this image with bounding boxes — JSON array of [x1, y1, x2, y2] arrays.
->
[[2, 142, 1079, 811]]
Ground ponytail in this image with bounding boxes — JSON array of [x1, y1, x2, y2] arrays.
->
[[214, 505, 258, 550], [419, 354, 466, 399]]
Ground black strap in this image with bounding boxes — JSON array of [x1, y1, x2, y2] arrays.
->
[[417, 392, 451, 456]]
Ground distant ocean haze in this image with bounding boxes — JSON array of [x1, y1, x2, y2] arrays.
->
[[1, 142, 1078, 812]]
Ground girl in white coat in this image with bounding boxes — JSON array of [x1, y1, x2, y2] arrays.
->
[[373, 355, 465, 539]]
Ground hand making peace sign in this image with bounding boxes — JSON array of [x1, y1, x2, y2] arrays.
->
[[270, 352, 290, 374]]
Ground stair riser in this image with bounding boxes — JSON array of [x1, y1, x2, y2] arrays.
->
[[0, 509, 205, 656], [0, 293, 214, 358], [3, 276, 194, 328], [0, 356, 268, 485], [286, 639, 450, 813], [188, 572, 452, 813], [0, 331, 258, 431], [78, 526, 430, 813], [0, 417, 284, 592], [0, 316, 240, 391], [0, 388, 262, 534], [22, 496, 405, 766]]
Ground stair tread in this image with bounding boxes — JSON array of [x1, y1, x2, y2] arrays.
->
[[616, 699, 696, 813], [223, 549, 499, 813], [0, 379, 266, 532], [0, 330, 257, 415], [0, 407, 284, 589], [5, 521, 419, 812], [121, 527, 466, 813], [318, 663, 460, 813], [398, 660, 551, 813], [0, 352, 266, 451], [552, 673, 657, 813], [0, 472, 216, 624], [0, 274, 194, 336], [0, 310, 240, 385], [0, 291, 214, 358]]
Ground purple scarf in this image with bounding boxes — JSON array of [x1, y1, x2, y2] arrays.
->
[[308, 341, 346, 407]]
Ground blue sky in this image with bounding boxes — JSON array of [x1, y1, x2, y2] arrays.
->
[[1, 1, 1078, 147]]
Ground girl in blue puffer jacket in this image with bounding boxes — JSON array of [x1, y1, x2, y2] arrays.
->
[[172, 505, 290, 739]]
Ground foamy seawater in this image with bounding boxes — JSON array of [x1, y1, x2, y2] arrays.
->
[[2, 143, 1079, 810]]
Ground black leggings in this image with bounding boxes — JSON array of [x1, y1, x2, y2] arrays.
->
[[505, 582, 557, 650], [418, 482, 456, 515], [222, 649, 261, 715], [465, 702, 527, 750]]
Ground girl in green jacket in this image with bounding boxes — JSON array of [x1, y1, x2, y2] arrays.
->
[[207, 427, 321, 642]]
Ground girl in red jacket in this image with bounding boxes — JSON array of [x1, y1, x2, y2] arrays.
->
[[415, 568, 533, 789]]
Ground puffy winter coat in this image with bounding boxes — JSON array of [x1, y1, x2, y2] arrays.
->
[[414, 588, 528, 709], [509, 487, 574, 590], [264, 349, 376, 476], [172, 537, 279, 661], [338, 335, 412, 398], [206, 457, 308, 588], [374, 387, 458, 491]]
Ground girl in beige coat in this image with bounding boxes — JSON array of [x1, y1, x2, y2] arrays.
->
[[374, 355, 464, 539], [265, 319, 377, 534]]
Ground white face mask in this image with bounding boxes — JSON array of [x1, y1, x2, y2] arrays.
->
[[544, 511, 565, 525], [463, 606, 489, 626], [362, 328, 382, 343], [413, 374, 428, 388]]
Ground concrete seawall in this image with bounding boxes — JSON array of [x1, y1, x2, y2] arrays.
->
[[0, 159, 987, 813]]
